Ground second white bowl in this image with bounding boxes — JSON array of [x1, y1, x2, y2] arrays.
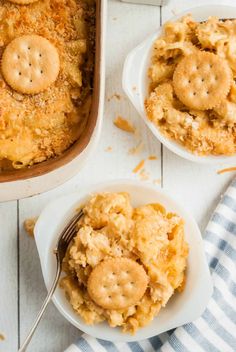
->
[[122, 5, 236, 164]]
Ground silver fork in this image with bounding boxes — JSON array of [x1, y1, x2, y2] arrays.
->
[[18, 210, 84, 352]]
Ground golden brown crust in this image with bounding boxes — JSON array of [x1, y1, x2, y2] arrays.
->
[[0, 0, 95, 169]]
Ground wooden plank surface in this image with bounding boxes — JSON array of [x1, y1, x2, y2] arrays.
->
[[0, 0, 236, 351], [18, 1, 161, 351], [0, 201, 18, 352]]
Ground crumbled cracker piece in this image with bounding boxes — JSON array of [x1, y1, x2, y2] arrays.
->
[[0, 334, 5, 341], [107, 93, 121, 102], [114, 116, 135, 133], [24, 217, 38, 237], [133, 159, 145, 173]]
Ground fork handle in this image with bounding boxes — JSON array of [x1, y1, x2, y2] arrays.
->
[[18, 260, 61, 352]]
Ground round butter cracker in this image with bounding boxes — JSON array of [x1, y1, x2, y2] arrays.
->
[[1, 35, 60, 94], [87, 258, 148, 310], [173, 51, 231, 110]]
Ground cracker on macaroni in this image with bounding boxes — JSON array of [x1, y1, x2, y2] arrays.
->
[[60, 192, 188, 334], [0, 0, 95, 170], [145, 15, 236, 156]]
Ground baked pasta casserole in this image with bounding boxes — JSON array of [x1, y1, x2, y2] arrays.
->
[[0, 0, 95, 170]]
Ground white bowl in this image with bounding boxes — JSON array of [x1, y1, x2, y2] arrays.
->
[[34, 179, 213, 342], [122, 5, 236, 164]]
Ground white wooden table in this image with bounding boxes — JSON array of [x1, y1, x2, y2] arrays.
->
[[0, 0, 235, 351]]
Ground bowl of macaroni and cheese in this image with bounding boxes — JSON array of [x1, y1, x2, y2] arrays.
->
[[34, 180, 213, 342], [123, 5, 236, 163]]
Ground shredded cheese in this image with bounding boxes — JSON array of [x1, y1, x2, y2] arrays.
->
[[114, 116, 135, 133], [148, 155, 157, 160], [217, 167, 236, 174], [133, 159, 145, 173]]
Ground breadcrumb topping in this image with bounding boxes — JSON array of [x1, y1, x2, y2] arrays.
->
[[0, 0, 95, 170]]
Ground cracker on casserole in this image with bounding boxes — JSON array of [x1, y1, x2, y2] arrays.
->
[[0, 0, 95, 170]]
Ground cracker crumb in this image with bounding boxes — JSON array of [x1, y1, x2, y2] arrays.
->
[[112, 17, 117, 21], [148, 155, 157, 160], [132, 86, 137, 91], [217, 167, 236, 174], [153, 179, 161, 184], [133, 159, 145, 173], [114, 116, 135, 133], [24, 218, 38, 237], [107, 93, 121, 102], [0, 334, 5, 341], [129, 141, 144, 155], [105, 146, 112, 152]]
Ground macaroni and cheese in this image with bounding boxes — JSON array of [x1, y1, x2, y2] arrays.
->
[[60, 192, 189, 334], [145, 16, 236, 156], [0, 0, 95, 170]]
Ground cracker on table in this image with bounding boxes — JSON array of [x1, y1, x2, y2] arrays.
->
[[8, 0, 38, 4], [87, 258, 148, 310], [173, 51, 231, 110], [1, 35, 60, 94]]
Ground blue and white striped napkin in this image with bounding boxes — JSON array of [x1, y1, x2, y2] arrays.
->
[[65, 179, 236, 352]]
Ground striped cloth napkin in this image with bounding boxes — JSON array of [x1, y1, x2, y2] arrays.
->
[[65, 179, 236, 352]]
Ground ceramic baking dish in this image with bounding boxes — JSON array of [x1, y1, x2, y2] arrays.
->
[[122, 4, 236, 164], [0, 0, 106, 202]]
